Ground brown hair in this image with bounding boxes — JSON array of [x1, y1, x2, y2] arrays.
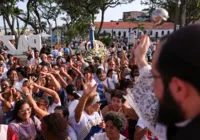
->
[[42, 113, 68, 140]]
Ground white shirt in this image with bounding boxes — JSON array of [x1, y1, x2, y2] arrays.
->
[[68, 125, 77, 140], [0, 125, 8, 140], [68, 99, 79, 120], [51, 49, 58, 58], [18, 78, 28, 88], [12, 82, 22, 92], [91, 132, 127, 140], [99, 78, 115, 89], [136, 119, 148, 140], [71, 111, 102, 140], [48, 102, 61, 114]]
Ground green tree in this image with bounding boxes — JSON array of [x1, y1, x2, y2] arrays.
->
[[0, 0, 33, 44], [97, 0, 135, 38], [64, 17, 91, 42], [141, 0, 200, 28], [56, 0, 100, 24]]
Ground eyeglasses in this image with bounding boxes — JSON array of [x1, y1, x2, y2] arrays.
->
[[18, 107, 32, 114]]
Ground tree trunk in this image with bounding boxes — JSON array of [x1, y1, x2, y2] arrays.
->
[[97, 8, 105, 38], [21, 0, 31, 35], [34, 5, 42, 33], [54, 19, 57, 28], [174, 2, 180, 31], [91, 14, 95, 24], [3, 15, 7, 35], [5, 15, 18, 48], [17, 15, 39, 34], [16, 18, 20, 36], [180, 0, 187, 28]]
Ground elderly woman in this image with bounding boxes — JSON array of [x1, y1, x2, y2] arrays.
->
[[102, 90, 138, 139], [71, 81, 103, 140], [9, 100, 41, 140], [91, 111, 127, 140]]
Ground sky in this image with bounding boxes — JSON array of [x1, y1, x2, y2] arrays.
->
[[0, 0, 147, 27]]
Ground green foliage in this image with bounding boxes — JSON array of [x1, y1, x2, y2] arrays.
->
[[64, 17, 91, 42], [141, 0, 200, 25], [99, 37, 112, 46]]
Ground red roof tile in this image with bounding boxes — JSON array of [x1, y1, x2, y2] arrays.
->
[[94, 22, 174, 29]]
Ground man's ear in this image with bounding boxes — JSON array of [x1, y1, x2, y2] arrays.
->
[[169, 77, 188, 103]]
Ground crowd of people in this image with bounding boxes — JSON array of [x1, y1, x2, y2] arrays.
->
[[0, 24, 200, 140]]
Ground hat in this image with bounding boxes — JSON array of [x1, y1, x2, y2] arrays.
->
[[85, 56, 94, 64], [66, 84, 80, 99], [122, 68, 132, 76]]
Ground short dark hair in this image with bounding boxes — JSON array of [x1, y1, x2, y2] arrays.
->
[[104, 111, 126, 132], [157, 25, 200, 92], [107, 69, 114, 77], [34, 50, 39, 53], [111, 90, 126, 103], [96, 68, 104, 75], [84, 67, 92, 73], [54, 106, 69, 117], [38, 97, 50, 106], [16, 67, 26, 78], [118, 79, 133, 90], [6, 69, 16, 78]]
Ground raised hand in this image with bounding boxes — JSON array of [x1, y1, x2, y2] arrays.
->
[[60, 67, 65, 74], [40, 71, 51, 77], [82, 78, 97, 97], [22, 86, 31, 96], [132, 35, 150, 68]]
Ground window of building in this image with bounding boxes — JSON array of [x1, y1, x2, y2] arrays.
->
[[150, 31, 153, 35], [118, 31, 121, 37], [113, 31, 116, 36], [123, 31, 126, 37], [161, 31, 164, 35], [155, 32, 158, 38], [167, 31, 170, 34]]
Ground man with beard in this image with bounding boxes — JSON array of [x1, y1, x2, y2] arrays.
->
[[126, 25, 200, 140]]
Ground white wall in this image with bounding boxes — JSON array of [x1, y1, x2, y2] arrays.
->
[[100, 28, 174, 39]]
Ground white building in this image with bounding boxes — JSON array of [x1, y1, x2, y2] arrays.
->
[[95, 21, 174, 39], [0, 27, 35, 35]]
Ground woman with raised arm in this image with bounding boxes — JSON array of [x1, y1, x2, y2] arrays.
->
[[72, 80, 104, 140]]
